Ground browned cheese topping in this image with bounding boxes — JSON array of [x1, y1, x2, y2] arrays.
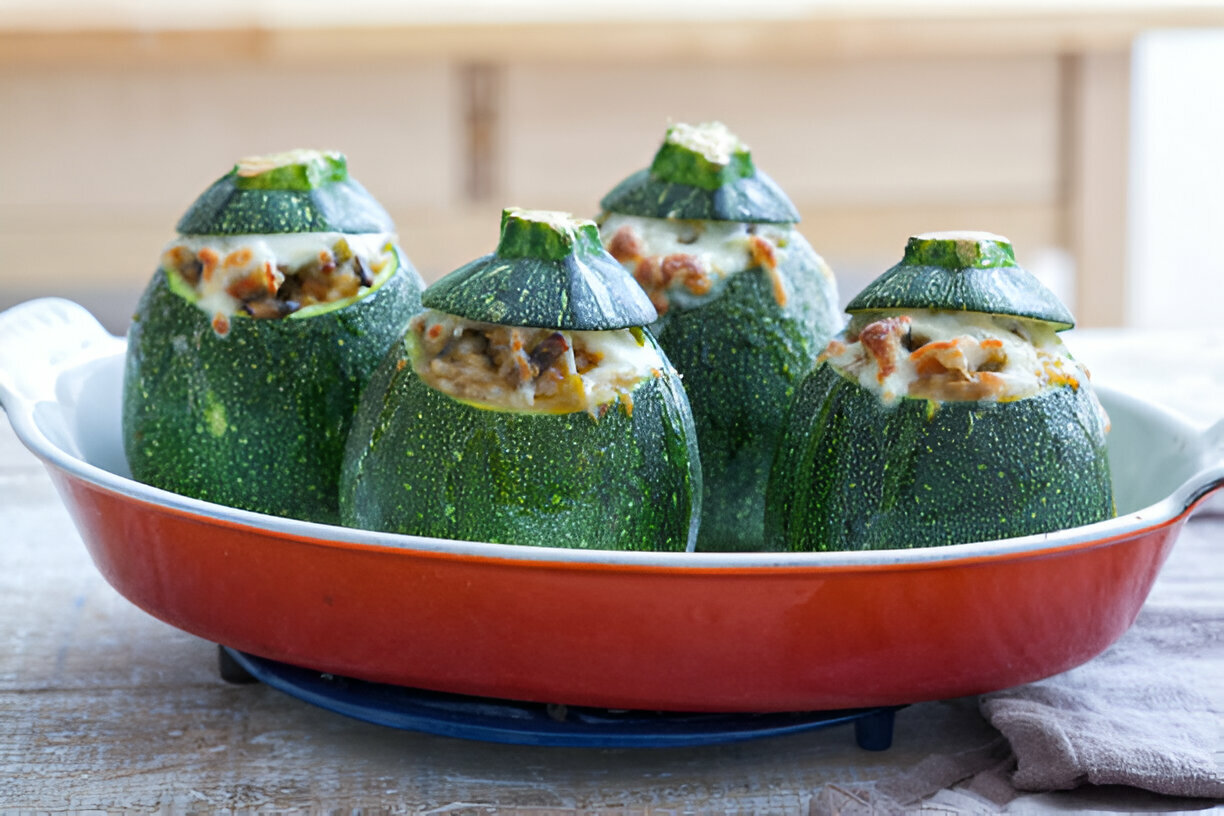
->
[[599, 215, 791, 316], [162, 237, 389, 321], [605, 225, 713, 315], [411, 311, 661, 416], [823, 310, 1086, 404]]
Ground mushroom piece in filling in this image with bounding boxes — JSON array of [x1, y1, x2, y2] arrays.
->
[[598, 213, 795, 315], [821, 310, 1092, 404], [161, 232, 397, 332], [411, 310, 663, 416]]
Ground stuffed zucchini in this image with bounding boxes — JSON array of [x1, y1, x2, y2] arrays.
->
[[765, 231, 1115, 551], [340, 208, 701, 551], [599, 122, 842, 551], [123, 149, 425, 524]]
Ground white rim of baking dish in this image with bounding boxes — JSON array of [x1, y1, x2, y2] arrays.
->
[[3, 297, 1223, 570]]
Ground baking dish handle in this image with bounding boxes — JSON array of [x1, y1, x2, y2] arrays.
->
[[0, 298, 124, 413], [1182, 417, 1224, 515]]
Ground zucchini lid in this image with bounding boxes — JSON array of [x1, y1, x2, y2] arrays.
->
[[176, 149, 395, 236], [423, 208, 658, 331], [846, 231, 1076, 330], [599, 122, 800, 224]]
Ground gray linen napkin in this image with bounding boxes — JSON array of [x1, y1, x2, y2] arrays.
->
[[979, 605, 1224, 799], [810, 603, 1223, 816]]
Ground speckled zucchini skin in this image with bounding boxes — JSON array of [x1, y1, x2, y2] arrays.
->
[[423, 210, 656, 331], [599, 123, 800, 224], [847, 233, 1075, 329], [340, 333, 701, 551], [651, 233, 842, 552], [764, 364, 1115, 551], [122, 259, 423, 524], [177, 174, 395, 236], [599, 167, 800, 224]]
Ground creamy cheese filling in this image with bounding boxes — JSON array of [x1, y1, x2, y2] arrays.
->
[[161, 232, 397, 333], [822, 310, 1089, 404], [411, 310, 663, 416], [598, 213, 792, 314]]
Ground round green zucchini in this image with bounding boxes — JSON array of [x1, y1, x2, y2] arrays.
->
[[339, 208, 702, 551], [122, 150, 425, 524], [650, 233, 840, 551], [764, 231, 1114, 551], [764, 364, 1115, 551], [600, 122, 842, 551]]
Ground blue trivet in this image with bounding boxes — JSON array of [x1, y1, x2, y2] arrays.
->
[[220, 646, 899, 750]]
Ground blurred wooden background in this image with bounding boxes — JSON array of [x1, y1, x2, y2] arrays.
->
[[3, 1, 1223, 334]]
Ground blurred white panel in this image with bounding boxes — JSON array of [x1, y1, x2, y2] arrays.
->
[[1129, 29, 1224, 329], [503, 56, 1060, 210]]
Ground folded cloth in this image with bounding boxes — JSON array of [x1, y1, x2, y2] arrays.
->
[[979, 604, 1224, 798]]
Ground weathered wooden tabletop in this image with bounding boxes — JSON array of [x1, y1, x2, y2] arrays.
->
[[1, 330, 1222, 814]]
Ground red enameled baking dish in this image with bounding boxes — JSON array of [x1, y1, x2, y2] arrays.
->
[[2, 298, 1220, 712]]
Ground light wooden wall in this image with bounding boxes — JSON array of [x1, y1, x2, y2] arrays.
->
[[500, 56, 1065, 301], [0, 12, 1168, 333]]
